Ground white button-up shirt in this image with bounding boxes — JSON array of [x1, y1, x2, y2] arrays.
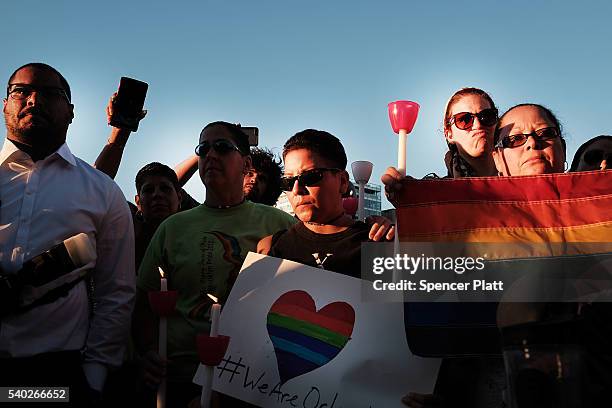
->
[[0, 139, 135, 390]]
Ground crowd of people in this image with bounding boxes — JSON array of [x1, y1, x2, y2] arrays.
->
[[0, 63, 610, 408]]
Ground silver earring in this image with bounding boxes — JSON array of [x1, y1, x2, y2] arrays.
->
[[564, 161, 568, 171]]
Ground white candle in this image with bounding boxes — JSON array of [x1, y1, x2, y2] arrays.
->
[[210, 303, 221, 337], [397, 129, 407, 176], [358, 182, 365, 221], [201, 295, 221, 408], [159, 267, 167, 291], [157, 267, 167, 408], [157, 321, 167, 408]]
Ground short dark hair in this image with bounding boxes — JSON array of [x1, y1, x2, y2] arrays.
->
[[250, 147, 283, 205], [570, 135, 612, 172], [135, 162, 180, 194], [495, 103, 566, 154], [7, 62, 72, 102], [200, 121, 250, 155], [282, 129, 347, 170]]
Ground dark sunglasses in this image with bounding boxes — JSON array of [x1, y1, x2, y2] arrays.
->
[[448, 108, 498, 130], [7, 83, 71, 103], [495, 127, 560, 149], [280, 168, 341, 191], [195, 139, 242, 157], [583, 149, 612, 165]]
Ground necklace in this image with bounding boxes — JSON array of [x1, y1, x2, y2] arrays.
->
[[204, 198, 245, 209], [304, 212, 347, 226]]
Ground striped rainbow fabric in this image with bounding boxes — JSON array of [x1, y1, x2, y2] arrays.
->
[[397, 171, 611, 243], [396, 171, 612, 356]]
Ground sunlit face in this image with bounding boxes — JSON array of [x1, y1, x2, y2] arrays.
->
[[198, 125, 250, 191], [3, 66, 74, 151], [493, 105, 566, 176], [135, 175, 181, 222], [445, 94, 496, 159], [575, 139, 612, 171], [283, 148, 347, 223], [243, 168, 269, 202]]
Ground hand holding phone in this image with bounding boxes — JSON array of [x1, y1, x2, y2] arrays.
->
[[108, 77, 148, 132]]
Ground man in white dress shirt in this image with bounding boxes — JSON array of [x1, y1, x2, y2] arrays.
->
[[0, 63, 135, 405]]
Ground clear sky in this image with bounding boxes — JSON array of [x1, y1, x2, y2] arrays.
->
[[2, 0, 611, 208]]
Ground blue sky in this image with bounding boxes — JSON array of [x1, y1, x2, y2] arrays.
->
[[2, 0, 611, 208]]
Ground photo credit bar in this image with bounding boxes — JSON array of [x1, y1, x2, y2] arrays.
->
[[361, 242, 612, 303]]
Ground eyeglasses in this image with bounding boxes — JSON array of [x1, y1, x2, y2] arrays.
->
[[195, 139, 242, 157], [495, 127, 560, 149], [448, 108, 498, 130], [280, 168, 341, 191], [7, 84, 70, 103], [583, 149, 612, 165]]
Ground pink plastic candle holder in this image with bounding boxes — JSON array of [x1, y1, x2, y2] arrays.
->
[[148, 290, 178, 317], [342, 197, 358, 216], [388, 101, 420, 134], [196, 334, 231, 366]]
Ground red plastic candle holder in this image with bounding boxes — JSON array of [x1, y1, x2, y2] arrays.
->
[[342, 197, 358, 216], [196, 334, 230, 366], [148, 290, 178, 317], [388, 101, 420, 134]]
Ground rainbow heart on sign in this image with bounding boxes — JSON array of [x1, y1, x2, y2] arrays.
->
[[267, 290, 355, 384]]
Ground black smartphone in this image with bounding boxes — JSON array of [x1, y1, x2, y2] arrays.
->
[[109, 77, 148, 132], [241, 126, 259, 146]]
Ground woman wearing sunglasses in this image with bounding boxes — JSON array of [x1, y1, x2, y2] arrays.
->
[[492, 103, 566, 176], [442, 87, 499, 178], [446, 104, 565, 408], [493, 105, 612, 407], [400, 89, 500, 408], [135, 121, 298, 408], [569, 134, 611, 172], [384, 88, 498, 206]]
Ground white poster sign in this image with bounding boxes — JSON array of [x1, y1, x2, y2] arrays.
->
[[195, 253, 440, 407]]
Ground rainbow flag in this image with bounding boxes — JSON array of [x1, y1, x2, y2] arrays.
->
[[396, 171, 612, 356], [266, 290, 355, 384]]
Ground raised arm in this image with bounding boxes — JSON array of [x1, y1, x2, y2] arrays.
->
[[174, 154, 199, 187], [94, 93, 146, 179]]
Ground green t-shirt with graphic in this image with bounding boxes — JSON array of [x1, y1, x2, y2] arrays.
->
[[137, 200, 296, 381]]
